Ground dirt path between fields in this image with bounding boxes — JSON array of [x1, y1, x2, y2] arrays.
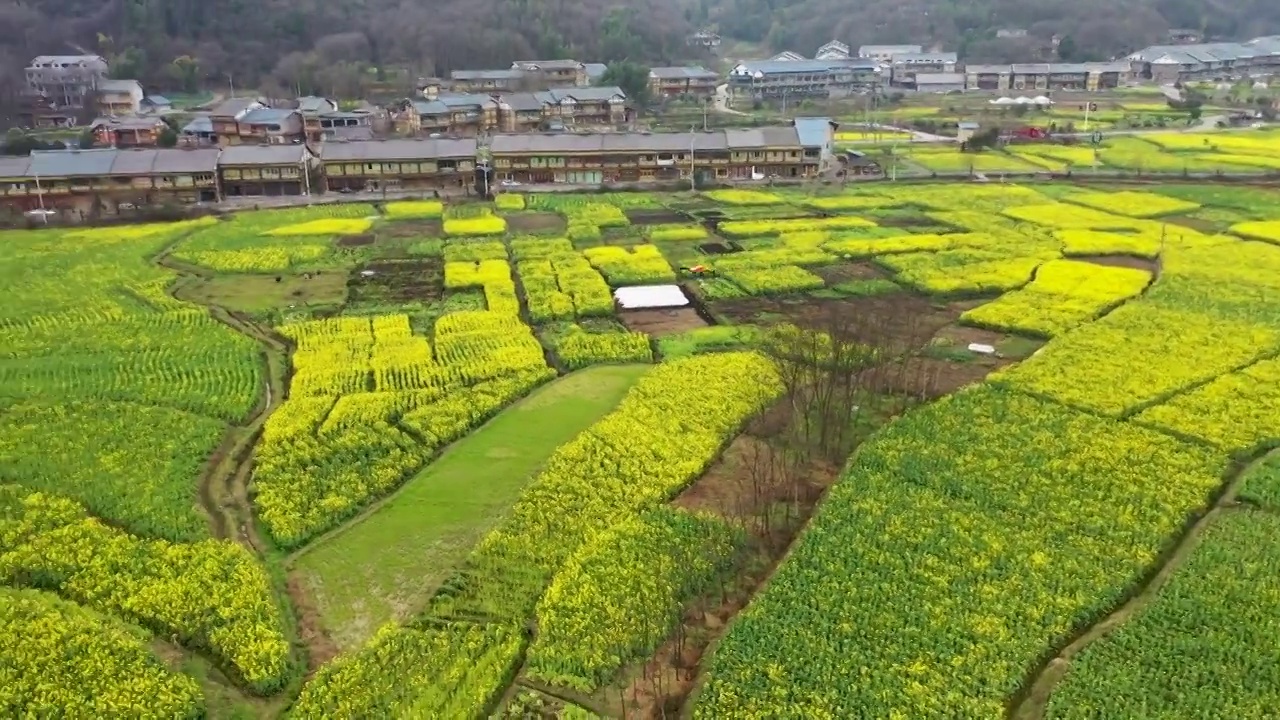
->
[[1008, 447, 1277, 719], [154, 247, 341, 675]]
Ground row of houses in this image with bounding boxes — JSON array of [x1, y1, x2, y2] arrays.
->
[[0, 121, 835, 215], [728, 56, 1134, 101], [403, 87, 633, 136], [1127, 36, 1280, 83]]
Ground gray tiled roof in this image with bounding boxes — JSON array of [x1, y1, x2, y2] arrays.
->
[[451, 69, 525, 81], [549, 86, 626, 102], [489, 127, 804, 154], [296, 96, 338, 114], [98, 79, 143, 94], [966, 64, 1011, 74], [412, 100, 450, 116], [650, 66, 718, 80], [24, 148, 219, 177], [914, 72, 966, 84], [318, 138, 477, 161], [219, 145, 307, 166], [792, 117, 833, 147], [892, 52, 958, 64], [153, 149, 221, 173], [499, 93, 548, 112], [183, 115, 213, 134], [436, 93, 497, 109], [240, 108, 299, 125], [0, 156, 33, 177], [857, 45, 922, 56], [28, 55, 108, 68], [1129, 37, 1280, 65], [731, 59, 878, 76], [92, 116, 166, 130], [513, 59, 583, 71], [210, 97, 264, 118]]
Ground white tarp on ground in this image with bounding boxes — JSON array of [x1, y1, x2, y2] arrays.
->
[[614, 284, 690, 309]]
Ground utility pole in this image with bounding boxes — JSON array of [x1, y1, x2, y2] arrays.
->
[[689, 123, 697, 191], [226, 73, 235, 98], [34, 170, 47, 224]]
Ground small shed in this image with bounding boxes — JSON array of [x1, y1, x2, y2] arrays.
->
[[956, 122, 981, 142], [842, 150, 882, 176]]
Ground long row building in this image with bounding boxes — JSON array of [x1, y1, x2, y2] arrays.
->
[[0, 122, 835, 216]]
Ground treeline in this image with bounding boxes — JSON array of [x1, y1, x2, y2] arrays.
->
[[700, 0, 1280, 62], [0, 0, 703, 121]]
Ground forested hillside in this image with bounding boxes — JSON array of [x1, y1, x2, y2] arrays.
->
[[0, 0, 696, 114], [697, 0, 1280, 61]]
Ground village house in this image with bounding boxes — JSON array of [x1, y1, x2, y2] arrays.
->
[[912, 72, 967, 93], [208, 98, 264, 144], [647, 67, 719, 99], [888, 52, 959, 87], [856, 45, 923, 63], [450, 69, 528, 93], [510, 60, 589, 88], [688, 30, 722, 50], [814, 41, 852, 60], [792, 116, 838, 172], [317, 138, 477, 192], [141, 95, 172, 114], [0, 147, 220, 216], [218, 145, 314, 197], [295, 96, 378, 143], [236, 107, 306, 145], [727, 59, 880, 103], [21, 55, 110, 126], [180, 116, 216, 146], [488, 125, 817, 185], [96, 79, 144, 116], [90, 116, 170, 148]]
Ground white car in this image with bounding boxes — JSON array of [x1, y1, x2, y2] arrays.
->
[[500, 179, 522, 187]]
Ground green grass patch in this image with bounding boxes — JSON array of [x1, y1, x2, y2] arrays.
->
[[291, 364, 650, 650], [657, 325, 762, 360], [173, 272, 348, 319]]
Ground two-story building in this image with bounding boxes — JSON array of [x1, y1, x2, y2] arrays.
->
[[814, 41, 852, 60], [793, 116, 838, 173], [648, 67, 719, 99], [488, 125, 815, 185], [22, 55, 110, 126], [965, 62, 1131, 91], [318, 138, 477, 192], [91, 116, 170, 148], [218, 145, 313, 197], [450, 69, 528, 92], [209, 98, 265, 144], [236, 108, 305, 145], [889, 52, 959, 87], [406, 94, 500, 136], [857, 45, 923, 63], [0, 147, 220, 216], [727, 59, 880, 103], [295, 96, 378, 142], [545, 87, 629, 126], [510, 60, 589, 87], [96, 79, 144, 116]]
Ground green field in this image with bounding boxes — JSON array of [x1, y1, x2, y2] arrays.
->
[[292, 364, 650, 649], [6, 181, 1280, 718]]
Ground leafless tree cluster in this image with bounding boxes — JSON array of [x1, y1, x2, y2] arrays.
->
[[730, 302, 942, 538]]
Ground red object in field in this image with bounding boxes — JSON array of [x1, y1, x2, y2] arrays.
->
[[690, 264, 707, 273], [1013, 126, 1048, 140]]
